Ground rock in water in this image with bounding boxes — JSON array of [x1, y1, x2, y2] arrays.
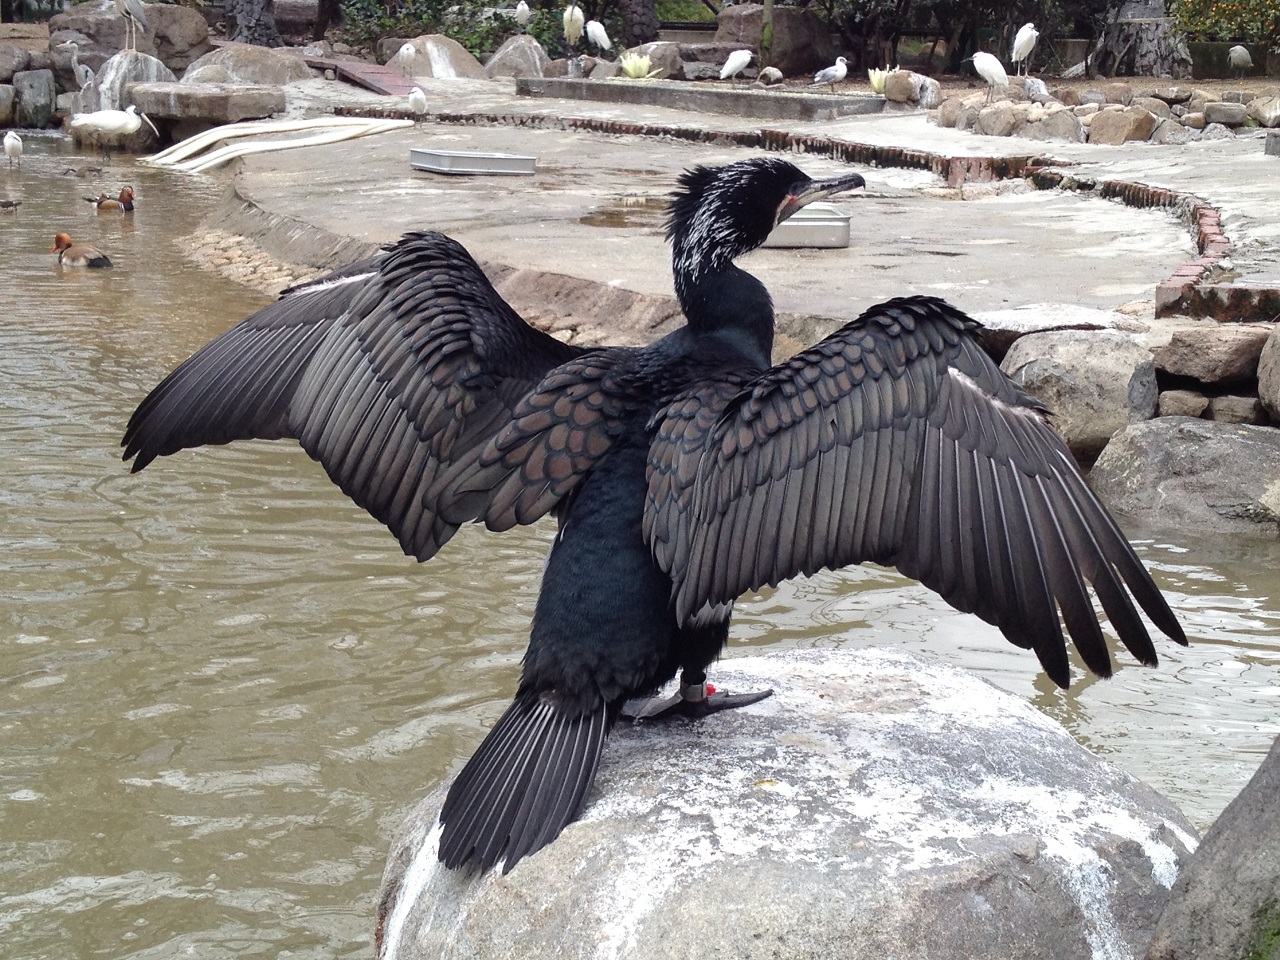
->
[[377, 648, 1197, 960]]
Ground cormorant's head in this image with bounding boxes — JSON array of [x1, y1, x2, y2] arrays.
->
[[666, 157, 866, 289]]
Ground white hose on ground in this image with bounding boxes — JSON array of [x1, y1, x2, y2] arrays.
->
[[143, 117, 414, 171]]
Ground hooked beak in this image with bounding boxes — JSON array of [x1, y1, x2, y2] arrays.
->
[[778, 171, 866, 224]]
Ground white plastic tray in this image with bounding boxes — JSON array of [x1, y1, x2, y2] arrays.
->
[[410, 147, 536, 176], [762, 202, 852, 248]]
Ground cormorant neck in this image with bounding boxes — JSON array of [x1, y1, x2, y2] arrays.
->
[[675, 262, 774, 369]]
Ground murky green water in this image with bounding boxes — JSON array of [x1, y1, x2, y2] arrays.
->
[[2, 134, 1278, 959]]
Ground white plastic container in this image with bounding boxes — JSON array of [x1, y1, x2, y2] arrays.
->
[[410, 148, 537, 176], [762, 202, 852, 248]]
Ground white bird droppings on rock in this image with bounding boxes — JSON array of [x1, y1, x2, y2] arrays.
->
[[377, 648, 1198, 960]]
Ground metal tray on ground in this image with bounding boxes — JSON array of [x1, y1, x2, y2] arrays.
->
[[410, 147, 536, 176], [762, 202, 852, 249]]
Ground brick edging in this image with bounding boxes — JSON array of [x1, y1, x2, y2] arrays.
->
[[336, 105, 1270, 319]]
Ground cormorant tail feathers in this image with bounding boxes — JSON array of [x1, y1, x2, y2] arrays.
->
[[438, 692, 611, 874]]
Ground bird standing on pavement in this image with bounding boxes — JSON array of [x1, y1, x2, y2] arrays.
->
[[86, 185, 135, 211], [4, 130, 21, 170], [811, 56, 848, 90], [966, 51, 1008, 103], [114, 0, 149, 52], [585, 19, 612, 51], [120, 156, 1185, 876], [407, 86, 428, 115], [1010, 23, 1038, 76], [720, 48, 752, 81], [1228, 45, 1252, 80], [51, 233, 112, 268]]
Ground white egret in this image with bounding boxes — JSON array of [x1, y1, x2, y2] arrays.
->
[[394, 42, 417, 77], [563, 3, 584, 46], [514, 0, 531, 27], [1010, 22, 1038, 76], [114, 0, 149, 52], [585, 19, 611, 51], [720, 48, 752, 81], [408, 86, 428, 115], [1228, 45, 1252, 80], [68, 104, 160, 159], [4, 130, 22, 170], [966, 51, 1008, 103], [811, 56, 847, 90]]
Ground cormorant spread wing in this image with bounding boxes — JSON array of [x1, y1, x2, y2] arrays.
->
[[122, 231, 588, 561], [647, 296, 1186, 688]]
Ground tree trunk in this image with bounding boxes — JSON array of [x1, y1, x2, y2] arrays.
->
[[228, 0, 285, 47], [1092, 0, 1191, 78], [312, 0, 342, 40], [616, 0, 659, 48]]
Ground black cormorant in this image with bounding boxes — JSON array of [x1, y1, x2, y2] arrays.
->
[[121, 157, 1186, 875]]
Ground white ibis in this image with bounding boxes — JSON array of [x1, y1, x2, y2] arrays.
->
[[408, 87, 428, 115], [563, 3, 584, 46], [720, 49, 752, 81], [811, 56, 847, 90], [115, 0, 149, 51], [51, 233, 112, 268], [4, 130, 21, 170], [585, 19, 611, 51], [1011, 23, 1038, 76], [1228, 45, 1252, 80], [514, 0, 531, 27], [966, 51, 1008, 103], [67, 104, 160, 159]]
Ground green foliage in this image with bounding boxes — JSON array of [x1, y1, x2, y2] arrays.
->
[[340, 0, 565, 59], [1172, 0, 1279, 50], [654, 0, 715, 23], [1244, 900, 1280, 960]]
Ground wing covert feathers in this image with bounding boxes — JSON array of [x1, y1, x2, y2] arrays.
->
[[438, 692, 610, 874], [650, 296, 1185, 687], [122, 231, 588, 562]]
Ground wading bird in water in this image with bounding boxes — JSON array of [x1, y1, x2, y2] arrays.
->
[[4, 130, 21, 169], [121, 157, 1185, 875]]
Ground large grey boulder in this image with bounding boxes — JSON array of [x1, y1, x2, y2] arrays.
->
[[624, 41, 682, 80], [1256, 326, 1280, 419], [79, 50, 175, 112], [392, 34, 486, 79], [1146, 733, 1280, 960], [48, 2, 211, 73], [12, 68, 56, 128], [971, 303, 1145, 360], [484, 34, 551, 80], [1088, 106, 1157, 144], [0, 85, 14, 126], [1151, 324, 1272, 385], [1001, 330, 1157, 462], [714, 3, 837, 75], [0, 41, 30, 83], [1091, 417, 1280, 536], [376, 648, 1197, 960], [1203, 101, 1247, 126], [883, 69, 941, 109], [181, 43, 312, 86], [129, 81, 284, 126], [1018, 107, 1087, 142]]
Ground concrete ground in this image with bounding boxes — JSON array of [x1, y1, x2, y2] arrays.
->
[[218, 76, 1279, 346]]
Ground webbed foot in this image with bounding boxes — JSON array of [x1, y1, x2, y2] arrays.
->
[[621, 680, 772, 722]]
